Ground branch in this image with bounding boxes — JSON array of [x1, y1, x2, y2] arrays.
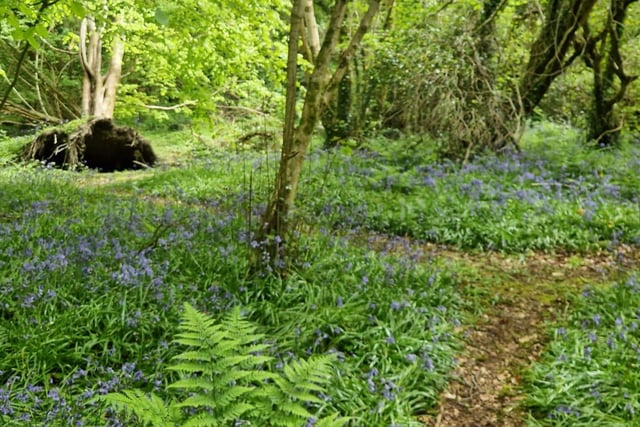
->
[[326, 0, 382, 99], [0, 0, 58, 114], [144, 100, 197, 111], [217, 104, 268, 116], [0, 45, 30, 112], [313, 0, 348, 76], [79, 17, 93, 78]]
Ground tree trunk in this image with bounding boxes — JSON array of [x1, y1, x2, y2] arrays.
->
[[518, 0, 597, 116], [79, 15, 125, 119], [323, 63, 352, 148], [303, 0, 321, 60], [584, 0, 638, 146], [255, 0, 382, 274]]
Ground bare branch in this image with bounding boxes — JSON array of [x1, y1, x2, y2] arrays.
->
[[144, 100, 197, 111]]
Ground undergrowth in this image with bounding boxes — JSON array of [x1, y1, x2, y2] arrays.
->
[[523, 273, 640, 426], [102, 304, 344, 426], [107, 124, 640, 253], [0, 165, 460, 425], [1, 122, 639, 425]]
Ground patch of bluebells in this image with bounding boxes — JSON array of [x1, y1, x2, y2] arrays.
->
[[524, 273, 640, 424], [0, 360, 163, 426], [1, 164, 464, 425], [0, 183, 253, 424], [297, 140, 640, 251]]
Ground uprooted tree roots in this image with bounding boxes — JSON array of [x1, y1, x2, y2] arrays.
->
[[21, 118, 157, 172]]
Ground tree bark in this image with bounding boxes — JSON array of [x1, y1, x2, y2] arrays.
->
[[584, 0, 638, 145], [79, 15, 125, 119], [303, 0, 321, 61], [518, 0, 597, 116], [256, 0, 382, 274]]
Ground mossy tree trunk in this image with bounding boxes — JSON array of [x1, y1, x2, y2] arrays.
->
[[583, 0, 638, 146], [322, 60, 353, 149], [518, 0, 597, 116], [255, 0, 382, 274]]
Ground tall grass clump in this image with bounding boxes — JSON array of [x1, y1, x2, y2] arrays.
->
[[523, 273, 640, 426]]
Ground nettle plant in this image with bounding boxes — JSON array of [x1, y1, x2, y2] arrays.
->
[[100, 303, 345, 427]]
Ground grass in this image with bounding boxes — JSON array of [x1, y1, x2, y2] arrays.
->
[[523, 274, 640, 426], [0, 120, 639, 425], [0, 158, 461, 425]]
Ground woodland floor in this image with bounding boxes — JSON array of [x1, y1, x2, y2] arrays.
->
[[415, 244, 640, 427], [77, 173, 640, 426]]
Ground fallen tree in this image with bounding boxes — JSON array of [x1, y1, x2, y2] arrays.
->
[[21, 118, 156, 172]]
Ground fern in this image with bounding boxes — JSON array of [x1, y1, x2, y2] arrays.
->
[[101, 389, 180, 427], [100, 303, 347, 426]]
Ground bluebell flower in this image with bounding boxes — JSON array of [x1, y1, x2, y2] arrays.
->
[[592, 313, 601, 326]]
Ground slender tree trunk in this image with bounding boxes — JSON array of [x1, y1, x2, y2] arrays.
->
[[79, 15, 125, 119], [303, 0, 321, 60], [101, 32, 125, 118], [255, 0, 382, 273]]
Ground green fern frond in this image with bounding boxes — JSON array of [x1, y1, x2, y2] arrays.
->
[[100, 390, 176, 427], [173, 330, 227, 351], [167, 377, 215, 392], [316, 413, 349, 427], [216, 369, 258, 385], [179, 303, 218, 331], [244, 343, 272, 355], [182, 413, 221, 427], [102, 304, 343, 427], [167, 361, 214, 375], [219, 308, 262, 340], [282, 355, 335, 387], [241, 370, 278, 383], [279, 401, 314, 418], [170, 350, 218, 363], [269, 414, 310, 427], [175, 385, 254, 410]]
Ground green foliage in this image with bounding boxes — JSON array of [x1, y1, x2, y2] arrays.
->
[[523, 274, 640, 426], [293, 127, 640, 252], [0, 148, 463, 425], [1, 122, 637, 426], [102, 304, 344, 427]]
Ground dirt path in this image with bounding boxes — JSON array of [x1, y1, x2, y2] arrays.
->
[[423, 284, 554, 427], [417, 245, 640, 427]]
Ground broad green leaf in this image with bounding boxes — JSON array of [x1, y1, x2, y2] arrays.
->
[[68, 0, 86, 16], [155, 8, 169, 26], [34, 23, 49, 39], [11, 29, 23, 41], [7, 11, 20, 30]]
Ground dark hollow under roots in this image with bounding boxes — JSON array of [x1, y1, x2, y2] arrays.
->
[[21, 118, 157, 172]]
